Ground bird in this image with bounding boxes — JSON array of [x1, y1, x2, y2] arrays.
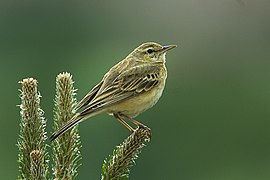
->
[[50, 42, 177, 141]]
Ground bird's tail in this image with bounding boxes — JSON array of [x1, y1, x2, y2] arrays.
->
[[50, 113, 83, 141]]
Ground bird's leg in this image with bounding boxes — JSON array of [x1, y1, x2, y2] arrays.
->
[[119, 113, 145, 127], [113, 113, 135, 132]]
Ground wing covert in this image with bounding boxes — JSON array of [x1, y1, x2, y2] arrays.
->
[[77, 64, 163, 115]]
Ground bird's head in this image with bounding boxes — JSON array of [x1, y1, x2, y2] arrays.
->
[[129, 42, 177, 63]]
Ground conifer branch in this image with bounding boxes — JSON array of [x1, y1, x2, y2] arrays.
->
[[17, 78, 49, 179], [52, 72, 82, 179], [101, 126, 151, 180]]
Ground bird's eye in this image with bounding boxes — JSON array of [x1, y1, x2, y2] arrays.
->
[[147, 49, 154, 54]]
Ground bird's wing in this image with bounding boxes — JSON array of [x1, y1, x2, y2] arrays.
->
[[79, 63, 163, 116], [75, 81, 103, 110]]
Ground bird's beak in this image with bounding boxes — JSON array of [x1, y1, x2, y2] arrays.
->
[[160, 44, 177, 53]]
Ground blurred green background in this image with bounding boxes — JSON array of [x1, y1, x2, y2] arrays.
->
[[1, 0, 270, 179]]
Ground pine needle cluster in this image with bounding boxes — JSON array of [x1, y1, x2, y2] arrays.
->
[[101, 126, 151, 180], [52, 72, 82, 179], [17, 78, 49, 179], [17, 73, 151, 180]]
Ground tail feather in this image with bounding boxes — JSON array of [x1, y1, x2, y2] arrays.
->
[[50, 114, 83, 141]]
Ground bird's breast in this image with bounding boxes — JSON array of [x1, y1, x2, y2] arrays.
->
[[108, 79, 166, 118]]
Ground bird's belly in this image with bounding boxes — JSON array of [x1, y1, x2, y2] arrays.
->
[[108, 85, 165, 118]]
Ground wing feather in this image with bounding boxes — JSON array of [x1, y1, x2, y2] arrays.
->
[[75, 81, 103, 110], [77, 64, 163, 115]]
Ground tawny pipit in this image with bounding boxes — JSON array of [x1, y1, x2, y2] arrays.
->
[[50, 42, 176, 141]]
